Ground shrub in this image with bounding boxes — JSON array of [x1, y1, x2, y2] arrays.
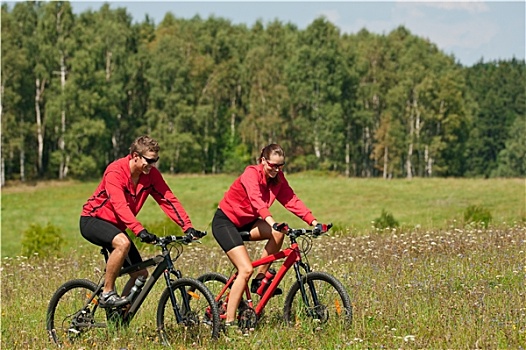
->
[[222, 143, 252, 174], [373, 209, 399, 229], [21, 222, 64, 258], [68, 154, 100, 180], [464, 205, 492, 228]]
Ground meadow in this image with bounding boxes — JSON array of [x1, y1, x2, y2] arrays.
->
[[1, 175, 525, 349], [1, 175, 524, 257]]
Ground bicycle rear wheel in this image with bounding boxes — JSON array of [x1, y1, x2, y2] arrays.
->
[[283, 271, 352, 329], [46, 279, 107, 347], [197, 272, 229, 307], [156, 277, 220, 344]]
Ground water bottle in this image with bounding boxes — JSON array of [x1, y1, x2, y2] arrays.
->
[[127, 276, 147, 301], [256, 268, 276, 296]]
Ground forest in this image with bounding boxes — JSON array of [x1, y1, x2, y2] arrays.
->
[[1, 1, 524, 184]]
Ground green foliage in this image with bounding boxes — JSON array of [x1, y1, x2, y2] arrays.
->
[[493, 117, 526, 177], [20, 222, 64, 258], [464, 205, 492, 228], [222, 142, 251, 174], [373, 209, 399, 229], [68, 154, 100, 180], [2, 1, 524, 182], [465, 59, 525, 177]]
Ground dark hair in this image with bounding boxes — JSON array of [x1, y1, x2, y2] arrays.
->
[[129, 135, 160, 156], [259, 144, 284, 163], [259, 144, 284, 185]]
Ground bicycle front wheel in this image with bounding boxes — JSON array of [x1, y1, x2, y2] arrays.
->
[[156, 277, 220, 345], [283, 271, 352, 329], [46, 279, 106, 347]]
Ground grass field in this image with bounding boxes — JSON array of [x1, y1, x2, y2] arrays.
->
[[1, 175, 524, 257], [1, 223, 524, 348], [0, 176, 525, 349]]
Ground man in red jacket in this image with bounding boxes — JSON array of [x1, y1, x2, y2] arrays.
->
[[211, 143, 328, 328], [80, 135, 198, 308]]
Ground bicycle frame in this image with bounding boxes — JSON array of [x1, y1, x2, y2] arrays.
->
[[219, 236, 310, 317], [92, 238, 191, 325]]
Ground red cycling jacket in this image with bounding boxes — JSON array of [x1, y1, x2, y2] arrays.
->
[[219, 164, 315, 227], [81, 155, 192, 235]]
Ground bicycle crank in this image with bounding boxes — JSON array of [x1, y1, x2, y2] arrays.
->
[[238, 307, 257, 331]]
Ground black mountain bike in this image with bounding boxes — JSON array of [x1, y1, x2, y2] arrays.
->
[[46, 232, 220, 347]]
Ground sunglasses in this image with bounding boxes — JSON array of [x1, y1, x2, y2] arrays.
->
[[265, 159, 285, 170], [140, 154, 159, 165]]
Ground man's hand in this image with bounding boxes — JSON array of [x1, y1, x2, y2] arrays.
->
[[138, 229, 158, 243], [185, 227, 205, 240]]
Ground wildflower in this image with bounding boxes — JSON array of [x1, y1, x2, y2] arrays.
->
[[404, 335, 415, 342]]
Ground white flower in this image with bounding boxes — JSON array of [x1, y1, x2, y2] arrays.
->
[[404, 335, 416, 342]]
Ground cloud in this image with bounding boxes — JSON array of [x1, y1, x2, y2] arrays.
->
[[333, 2, 503, 64], [420, 18, 498, 49], [391, 3, 498, 49], [427, 2, 490, 13], [317, 9, 341, 24], [396, 1, 490, 14]]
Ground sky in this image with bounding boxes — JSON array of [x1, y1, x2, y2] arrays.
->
[[30, 1, 526, 66]]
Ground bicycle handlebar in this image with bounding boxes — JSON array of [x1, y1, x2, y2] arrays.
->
[[286, 223, 333, 237], [155, 230, 207, 246]]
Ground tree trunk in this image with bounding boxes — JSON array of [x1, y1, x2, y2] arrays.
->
[[20, 129, 26, 182], [406, 99, 415, 180], [35, 78, 46, 176], [425, 145, 433, 177], [1, 83, 4, 186], [345, 122, 351, 177], [383, 145, 388, 179], [58, 55, 67, 179], [415, 106, 423, 176], [364, 126, 372, 177], [1, 155, 4, 187]]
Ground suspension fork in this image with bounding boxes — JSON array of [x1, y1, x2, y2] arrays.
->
[[293, 261, 321, 316], [293, 262, 311, 307], [162, 256, 187, 322]]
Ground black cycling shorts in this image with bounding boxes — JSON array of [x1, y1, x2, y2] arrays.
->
[[79, 216, 142, 268], [212, 209, 256, 253]]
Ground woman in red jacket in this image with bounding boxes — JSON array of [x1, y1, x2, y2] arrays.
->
[[212, 143, 326, 328], [80, 135, 198, 308]]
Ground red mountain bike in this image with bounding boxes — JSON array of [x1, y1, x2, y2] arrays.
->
[[197, 224, 352, 331]]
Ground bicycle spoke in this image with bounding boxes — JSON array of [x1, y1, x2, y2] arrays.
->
[[284, 271, 352, 330], [47, 279, 107, 347], [157, 278, 220, 345]]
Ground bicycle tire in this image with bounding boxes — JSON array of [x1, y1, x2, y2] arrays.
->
[[156, 277, 220, 344], [283, 271, 352, 328], [197, 272, 229, 294], [197, 272, 229, 316], [46, 279, 106, 347]]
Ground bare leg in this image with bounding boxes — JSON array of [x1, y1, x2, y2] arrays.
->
[[248, 220, 284, 277], [225, 245, 253, 323], [103, 233, 131, 294]]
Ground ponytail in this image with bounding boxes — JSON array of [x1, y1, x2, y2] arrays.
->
[[259, 144, 284, 163]]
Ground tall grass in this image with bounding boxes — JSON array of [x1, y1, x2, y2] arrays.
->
[[1, 224, 524, 348]]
